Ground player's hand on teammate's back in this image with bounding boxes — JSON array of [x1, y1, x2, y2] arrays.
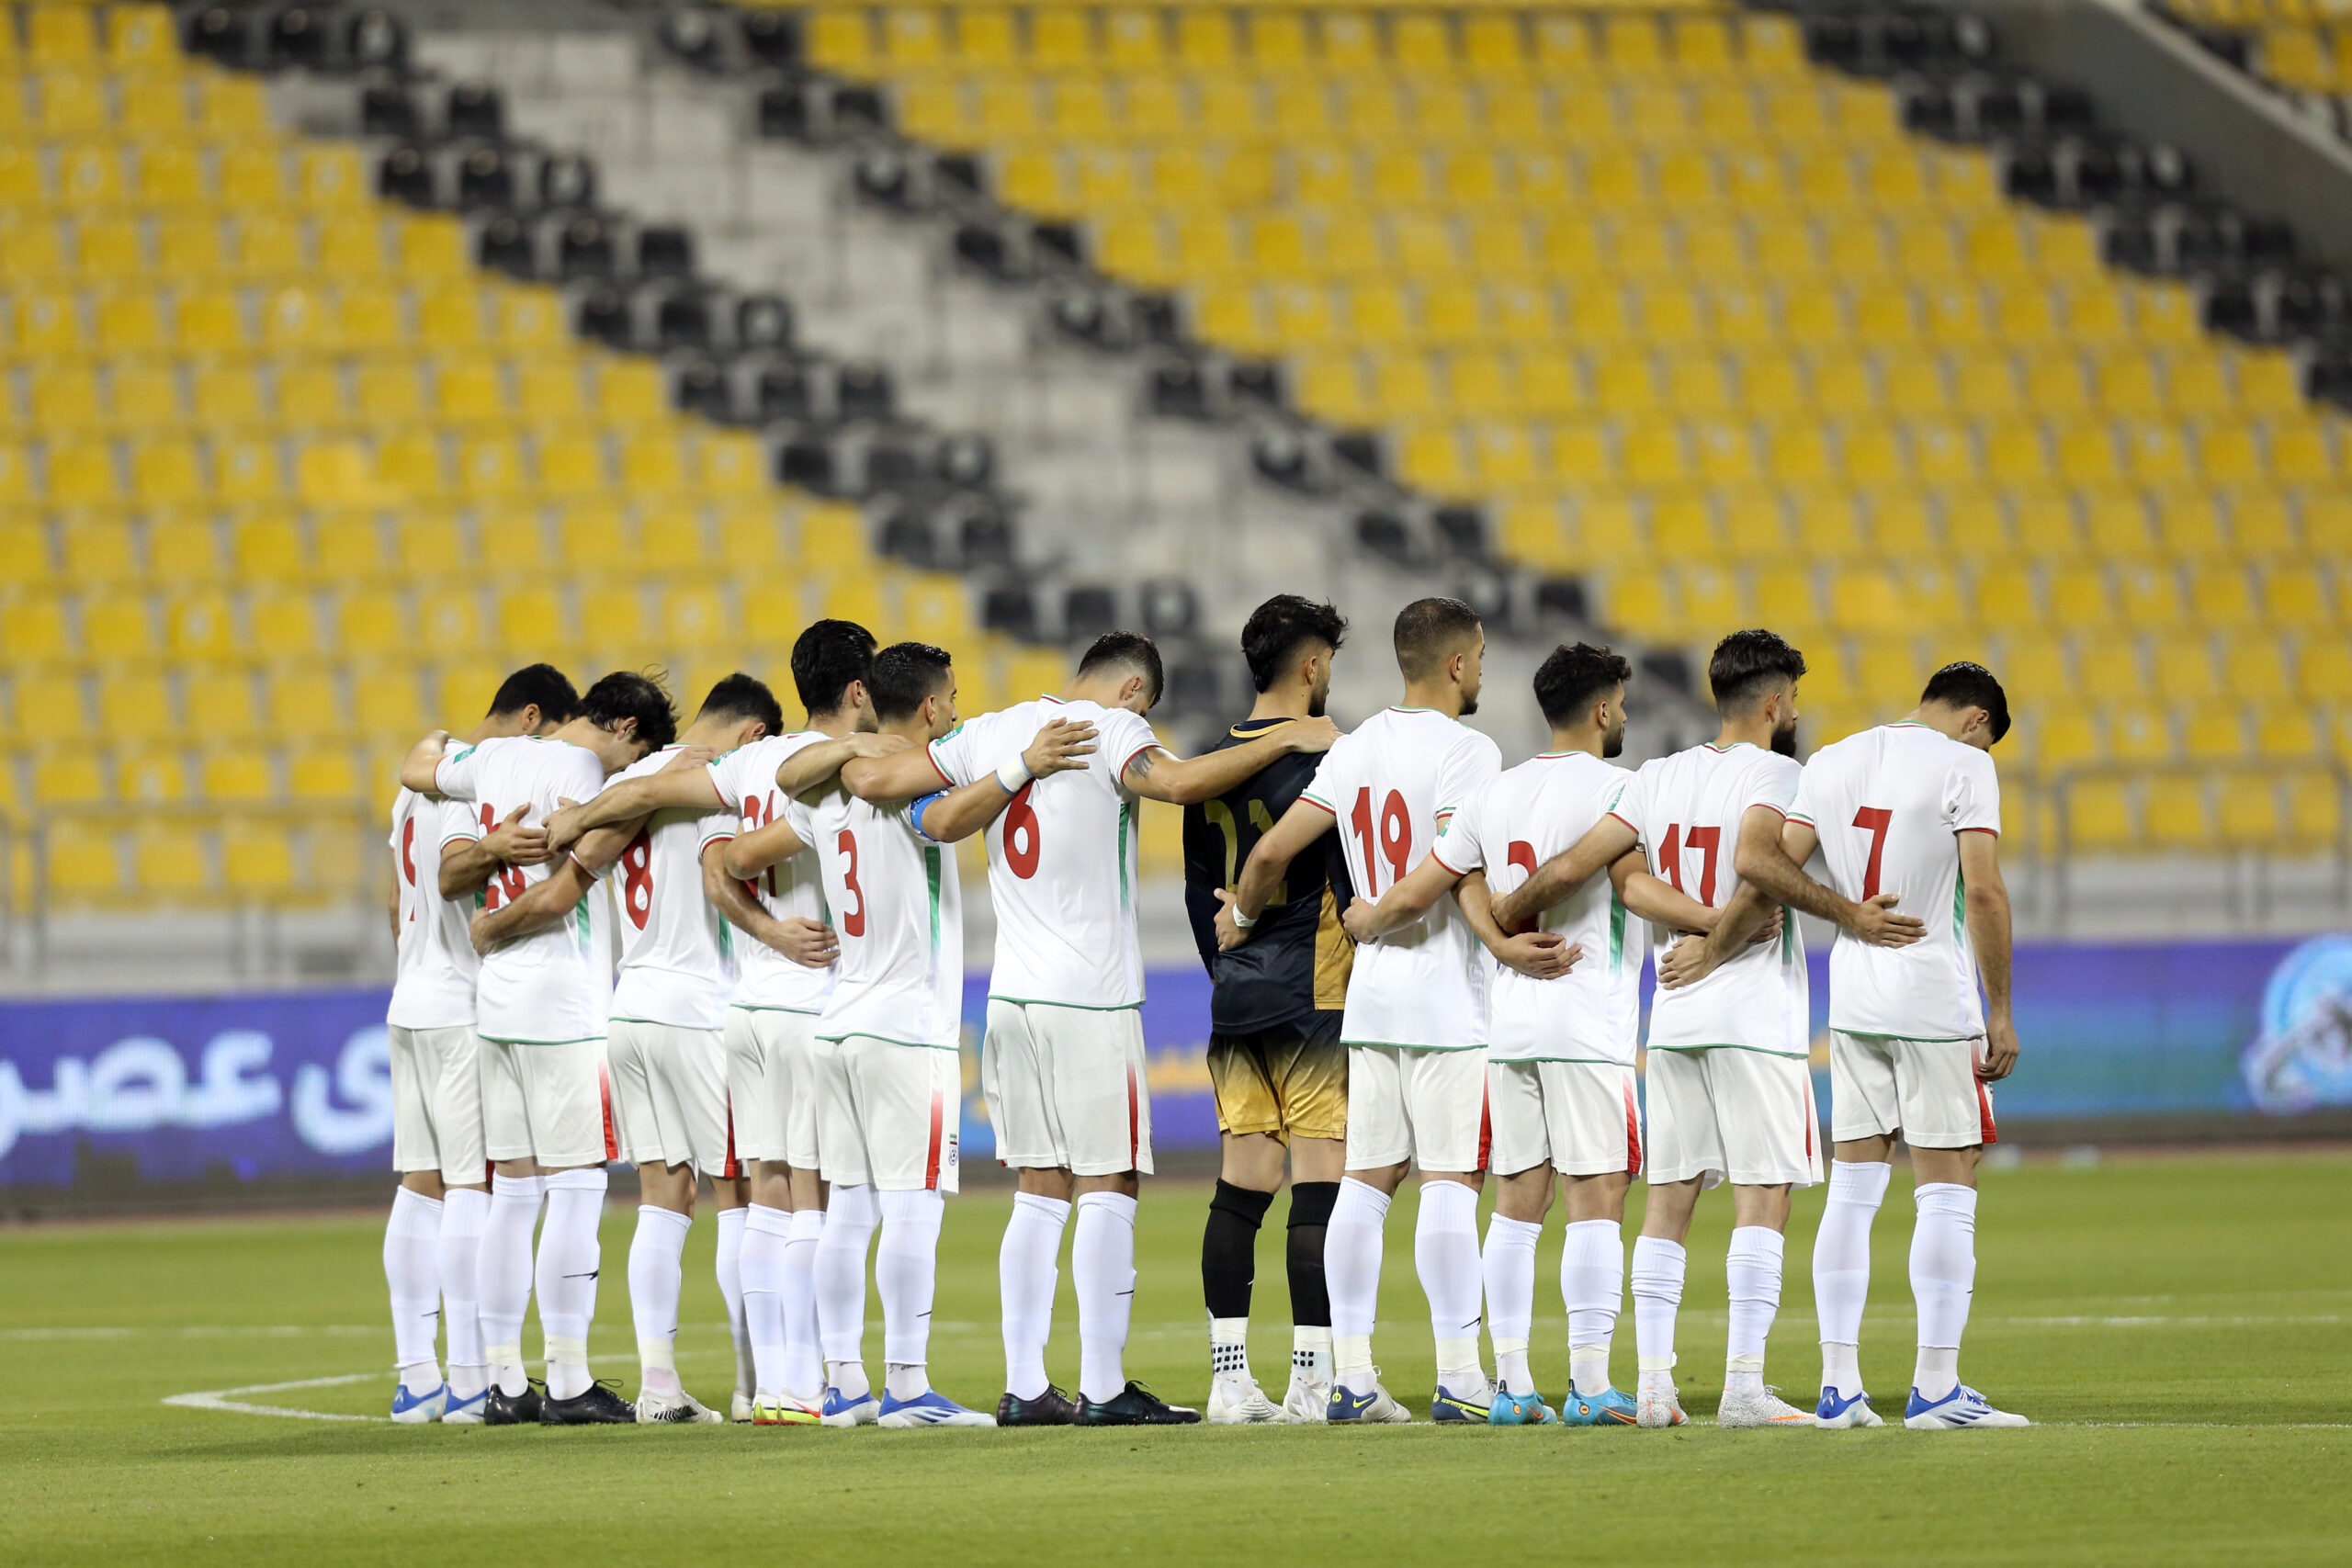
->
[[1657, 933, 1711, 988], [1340, 896, 1381, 943], [1212, 887, 1250, 951], [1979, 1016, 2019, 1081], [773, 917, 840, 969], [1498, 931, 1578, 980], [1281, 716, 1342, 754], [661, 744, 718, 772], [481, 804, 549, 866], [1852, 892, 1927, 948], [1023, 717, 1098, 777], [467, 909, 504, 956], [542, 796, 587, 853], [846, 732, 913, 759]]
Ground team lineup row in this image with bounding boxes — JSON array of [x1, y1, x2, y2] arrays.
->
[[376, 592, 2029, 1430]]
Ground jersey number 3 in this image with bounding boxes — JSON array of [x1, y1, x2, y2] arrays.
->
[[838, 829, 866, 937]]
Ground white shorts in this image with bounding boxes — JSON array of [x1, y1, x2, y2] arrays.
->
[[481, 1037, 614, 1169], [1644, 1047, 1822, 1190], [817, 1035, 961, 1194], [389, 1023, 487, 1184], [607, 1019, 736, 1179], [1487, 1059, 1642, 1179], [1831, 1032, 1998, 1149], [724, 1007, 823, 1168], [1343, 1044, 1489, 1173], [980, 1000, 1154, 1178]]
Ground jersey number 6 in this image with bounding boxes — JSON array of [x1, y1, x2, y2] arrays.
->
[[1003, 781, 1040, 879]]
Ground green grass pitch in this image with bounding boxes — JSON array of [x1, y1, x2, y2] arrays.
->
[[2, 1151, 2345, 1566]]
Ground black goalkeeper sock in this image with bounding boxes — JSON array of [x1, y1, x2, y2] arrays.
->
[[1203, 1179, 1275, 1322], [1285, 1181, 1340, 1330]]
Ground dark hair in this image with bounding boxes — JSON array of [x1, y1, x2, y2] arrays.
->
[[1921, 660, 2011, 743], [579, 670, 678, 752], [487, 662, 577, 723], [868, 642, 954, 722], [697, 671, 785, 738], [1075, 631, 1164, 707], [1708, 628, 1808, 713], [1533, 642, 1633, 728], [790, 618, 877, 716], [1241, 594, 1348, 693], [1392, 596, 1483, 682]]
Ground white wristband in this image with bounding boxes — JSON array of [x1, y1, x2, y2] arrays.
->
[[995, 755, 1033, 794], [1231, 907, 1258, 930]]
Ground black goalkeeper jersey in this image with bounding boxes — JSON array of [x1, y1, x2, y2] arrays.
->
[[1182, 717, 1356, 1034]]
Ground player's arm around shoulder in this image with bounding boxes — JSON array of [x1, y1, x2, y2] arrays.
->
[[791, 731, 914, 799], [1217, 794, 1340, 949], [545, 759, 720, 853], [469, 854, 594, 955], [1123, 715, 1340, 806], [398, 730, 454, 795]]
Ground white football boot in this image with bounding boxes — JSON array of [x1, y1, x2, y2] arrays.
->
[[1206, 1371, 1283, 1424], [730, 1391, 755, 1424], [1904, 1385, 2030, 1429], [1634, 1373, 1689, 1428], [635, 1387, 723, 1425], [1716, 1385, 1815, 1428], [1280, 1369, 1332, 1424]]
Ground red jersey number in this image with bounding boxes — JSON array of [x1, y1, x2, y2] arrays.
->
[[1003, 781, 1041, 879], [838, 829, 865, 938], [1658, 823, 1722, 906], [619, 829, 653, 931], [478, 804, 524, 909], [1853, 807, 1894, 901], [1350, 787, 1412, 894]]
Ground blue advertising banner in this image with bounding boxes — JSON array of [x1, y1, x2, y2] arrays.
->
[[4, 935, 2348, 1189]]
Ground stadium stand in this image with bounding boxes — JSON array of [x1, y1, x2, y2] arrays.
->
[[1, 0, 2346, 978], [0, 0, 1067, 947], [733, 0, 2348, 866]]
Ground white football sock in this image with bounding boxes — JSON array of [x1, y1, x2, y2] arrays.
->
[[1630, 1235, 1686, 1379], [816, 1183, 878, 1398], [1209, 1316, 1251, 1382], [438, 1188, 490, 1399], [715, 1205, 751, 1401], [1325, 1179, 1390, 1396], [1815, 1160, 1890, 1396], [1911, 1183, 1978, 1399], [784, 1207, 825, 1402], [739, 1204, 793, 1399], [1561, 1218, 1623, 1396], [1481, 1213, 1542, 1395], [1292, 1325, 1332, 1387], [1072, 1190, 1138, 1404], [383, 1187, 443, 1388], [627, 1204, 691, 1397], [876, 1188, 944, 1374], [537, 1168, 607, 1402], [1724, 1225, 1786, 1397], [1416, 1181, 1486, 1395], [999, 1191, 1069, 1400], [481, 1173, 544, 1395]]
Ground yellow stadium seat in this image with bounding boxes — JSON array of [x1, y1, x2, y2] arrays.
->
[[2, 599, 71, 662], [496, 585, 567, 651], [288, 745, 357, 803], [2143, 779, 2211, 849], [2108, 705, 2173, 762], [2296, 637, 2352, 700], [131, 825, 209, 902], [117, 747, 188, 803], [2065, 778, 2135, 851], [184, 665, 262, 740], [221, 823, 296, 897], [2037, 707, 2101, 769], [11, 669, 88, 739], [2253, 704, 2321, 760], [198, 747, 274, 804], [2077, 638, 2146, 699], [2285, 773, 2343, 846], [247, 591, 317, 658], [97, 667, 171, 735], [47, 822, 123, 900], [82, 591, 156, 659], [352, 666, 424, 737]]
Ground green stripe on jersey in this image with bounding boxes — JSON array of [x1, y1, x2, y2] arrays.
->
[[924, 844, 943, 952]]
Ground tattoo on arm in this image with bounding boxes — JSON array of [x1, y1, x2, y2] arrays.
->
[[1127, 749, 1155, 780]]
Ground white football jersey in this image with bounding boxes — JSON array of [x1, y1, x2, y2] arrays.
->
[[1788, 722, 2001, 1041], [1431, 751, 1645, 1066], [1299, 706, 1501, 1051], [602, 746, 738, 1032], [1608, 741, 1808, 1057], [708, 731, 837, 1015], [794, 780, 963, 1051], [386, 789, 482, 1031], [930, 696, 1159, 1010], [434, 735, 616, 1044]]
